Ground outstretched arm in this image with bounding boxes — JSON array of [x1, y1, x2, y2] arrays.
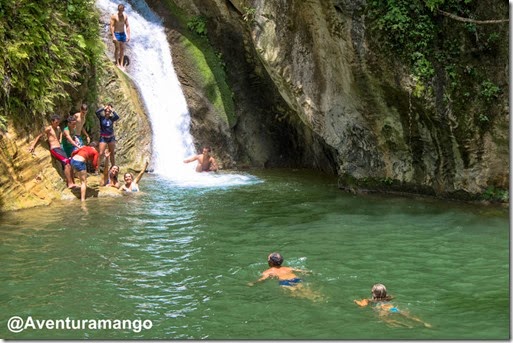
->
[[134, 160, 149, 184], [28, 132, 44, 153], [291, 267, 311, 274], [248, 273, 271, 286], [354, 298, 370, 307], [183, 155, 198, 164]]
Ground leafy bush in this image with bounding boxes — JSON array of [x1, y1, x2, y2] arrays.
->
[[480, 80, 500, 102], [482, 186, 509, 202], [187, 16, 208, 36], [0, 0, 102, 127]]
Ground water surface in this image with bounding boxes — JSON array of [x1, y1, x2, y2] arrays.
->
[[0, 169, 509, 339]]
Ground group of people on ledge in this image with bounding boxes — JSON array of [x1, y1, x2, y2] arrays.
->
[[29, 102, 219, 201], [29, 103, 149, 201]]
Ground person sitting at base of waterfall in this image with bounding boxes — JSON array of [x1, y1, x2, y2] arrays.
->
[[248, 252, 321, 301], [110, 3, 130, 70], [121, 160, 149, 192], [354, 283, 432, 328], [183, 146, 218, 172], [28, 114, 76, 189], [102, 150, 120, 188], [70, 142, 100, 201]]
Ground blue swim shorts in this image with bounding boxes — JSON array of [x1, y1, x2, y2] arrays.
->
[[114, 32, 127, 42], [389, 307, 400, 313], [71, 158, 87, 172], [279, 278, 302, 287], [100, 135, 116, 144]]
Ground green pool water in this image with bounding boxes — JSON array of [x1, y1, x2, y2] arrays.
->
[[0, 169, 509, 339]]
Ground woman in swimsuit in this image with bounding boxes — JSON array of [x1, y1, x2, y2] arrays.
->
[[96, 104, 120, 168], [354, 284, 431, 328], [121, 160, 149, 192]]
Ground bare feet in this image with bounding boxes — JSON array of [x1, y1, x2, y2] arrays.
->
[[67, 184, 78, 189]]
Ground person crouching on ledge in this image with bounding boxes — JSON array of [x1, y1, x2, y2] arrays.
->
[[70, 142, 99, 201]]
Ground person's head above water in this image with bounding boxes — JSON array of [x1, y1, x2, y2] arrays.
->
[[371, 283, 387, 300], [109, 165, 120, 178], [267, 252, 283, 267]]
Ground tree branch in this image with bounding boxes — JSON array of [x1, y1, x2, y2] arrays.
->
[[437, 10, 509, 24]]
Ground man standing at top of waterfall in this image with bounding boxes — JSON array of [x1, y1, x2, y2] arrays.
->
[[183, 146, 219, 172], [110, 3, 130, 70]]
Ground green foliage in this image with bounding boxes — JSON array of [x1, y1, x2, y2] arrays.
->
[[477, 113, 489, 124], [187, 16, 208, 36], [367, 0, 507, 137], [242, 7, 256, 23], [0, 0, 102, 126], [480, 80, 500, 102], [368, 1, 437, 82], [481, 186, 509, 202], [159, 1, 235, 126]]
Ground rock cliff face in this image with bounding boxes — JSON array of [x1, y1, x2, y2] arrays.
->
[[149, 0, 508, 200]]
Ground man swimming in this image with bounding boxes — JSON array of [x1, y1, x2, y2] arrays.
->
[[248, 252, 309, 288], [248, 252, 322, 301]]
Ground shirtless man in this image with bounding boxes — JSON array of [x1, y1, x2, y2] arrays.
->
[[248, 252, 310, 287], [28, 115, 76, 188], [110, 4, 130, 70], [247, 252, 321, 301], [74, 103, 91, 146], [183, 146, 218, 172]]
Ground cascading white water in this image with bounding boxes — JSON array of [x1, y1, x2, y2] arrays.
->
[[96, 0, 195, 178], [95, 0, 261, 188]]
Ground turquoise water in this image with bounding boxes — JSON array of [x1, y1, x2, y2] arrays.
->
[[0, 169, 509, 339]]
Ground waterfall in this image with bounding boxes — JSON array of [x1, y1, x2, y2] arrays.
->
[[96, 0, 261, 188], [96, 0, 195, 178]]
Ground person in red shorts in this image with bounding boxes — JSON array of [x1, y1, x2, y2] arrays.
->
[[70, 143, 99, 201], [28, 114, 76, 189]]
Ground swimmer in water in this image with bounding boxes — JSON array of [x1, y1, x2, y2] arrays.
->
[[354, 283, 432, 328], [248, 252, 322, 301], [183, 146, 218, 172], [120, 160, 149, 192]]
